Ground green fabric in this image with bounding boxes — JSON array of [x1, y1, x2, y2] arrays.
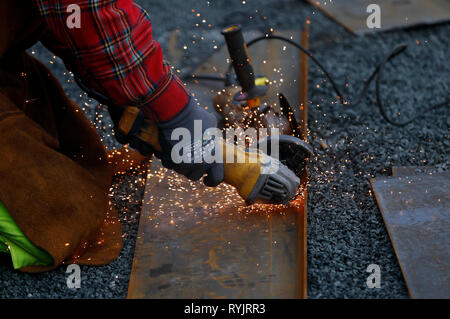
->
[[0, 201, 53, 269]]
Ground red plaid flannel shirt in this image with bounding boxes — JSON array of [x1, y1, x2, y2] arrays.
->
[[32, 0, 190, 122]]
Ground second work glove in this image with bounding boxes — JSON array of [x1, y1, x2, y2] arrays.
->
[[157, 98, 225, 187]]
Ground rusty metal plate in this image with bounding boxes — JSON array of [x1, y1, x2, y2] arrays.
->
[[127, 160, 306, 298], [306, 0, 450, 35], [371, 172, 450, 298]]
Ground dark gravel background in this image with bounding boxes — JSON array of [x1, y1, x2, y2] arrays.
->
[[1, 0, 449, 298]]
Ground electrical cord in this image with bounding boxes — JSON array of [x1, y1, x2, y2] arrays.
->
[[186, 34, 449, 128], [374, 46, 449, 126], [247, 35, 449, 127]]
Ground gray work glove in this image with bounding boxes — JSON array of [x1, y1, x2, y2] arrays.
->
[[157, 98, 224, 187]]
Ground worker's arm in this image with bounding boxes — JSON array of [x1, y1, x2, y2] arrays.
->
[[32, 0, 224, 186], [32, 0, 188, 122]]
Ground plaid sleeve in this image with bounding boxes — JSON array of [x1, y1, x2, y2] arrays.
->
[[32, 0, 190, 122]]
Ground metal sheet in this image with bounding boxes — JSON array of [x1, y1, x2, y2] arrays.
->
[[127, 160, 306, 298], [371, 172, 450, 298], [297, 25, 310, 299], [306, 0, 450, 35]]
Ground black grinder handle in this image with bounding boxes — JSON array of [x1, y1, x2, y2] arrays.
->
[[221, 24, 256, 94]]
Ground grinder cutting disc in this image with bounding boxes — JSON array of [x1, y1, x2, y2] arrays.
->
[[258, 135, 313, 178], [244, 135, 313, 205]]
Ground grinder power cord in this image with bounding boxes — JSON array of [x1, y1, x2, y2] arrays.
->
[[185, 30, 449, 129]]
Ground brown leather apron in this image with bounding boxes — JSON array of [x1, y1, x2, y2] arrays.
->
[[0, 0, 122, 272]]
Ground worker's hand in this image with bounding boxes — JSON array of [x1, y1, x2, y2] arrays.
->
[[157, 98, 224, 187]]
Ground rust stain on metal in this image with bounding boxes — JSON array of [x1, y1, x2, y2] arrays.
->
[[205, 250, 222, 271]]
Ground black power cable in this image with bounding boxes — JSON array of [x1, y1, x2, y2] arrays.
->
[[186, 34, 449, 127], [374, 45, 449, 126]]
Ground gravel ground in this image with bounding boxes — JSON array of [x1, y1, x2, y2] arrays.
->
[[1, 0, 449, 298]]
